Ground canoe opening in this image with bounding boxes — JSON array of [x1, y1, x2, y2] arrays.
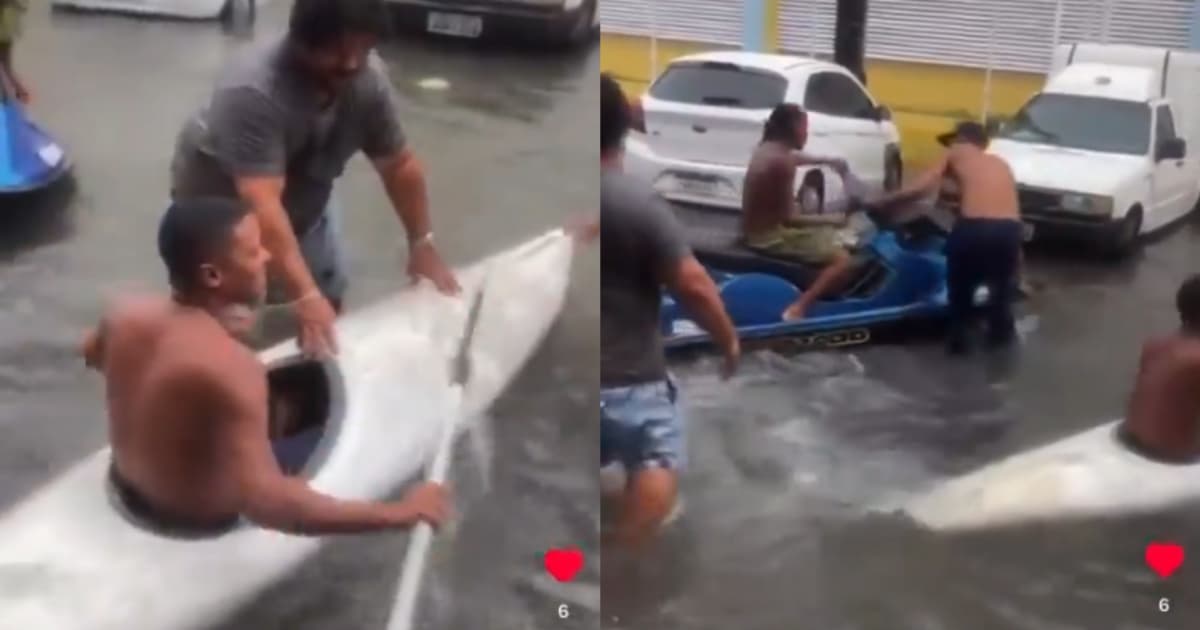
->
[[267, 358, 340, 476]]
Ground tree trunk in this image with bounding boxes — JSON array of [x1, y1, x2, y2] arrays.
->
[[834, 0, 868, 85]]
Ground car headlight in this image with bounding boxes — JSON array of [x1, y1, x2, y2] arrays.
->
[[1060, 193, 1113, 215]]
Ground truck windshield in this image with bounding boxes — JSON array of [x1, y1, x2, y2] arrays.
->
[[998, 93, 1151, 156]]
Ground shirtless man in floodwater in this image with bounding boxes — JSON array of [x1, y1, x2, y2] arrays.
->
[[741, 103, 854, 321], [79, 197, 449, 536], [873, 121, 1022, 354], [1120, 275, 1200, 463]]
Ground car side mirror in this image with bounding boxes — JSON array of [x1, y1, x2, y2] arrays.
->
[[1157, 137, 1186, 161], [875, 105, 892, 121]]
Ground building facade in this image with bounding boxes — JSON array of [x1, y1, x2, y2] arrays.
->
[[599, 0, 1200, 166]]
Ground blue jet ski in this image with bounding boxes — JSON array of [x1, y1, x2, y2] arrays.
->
[[660, 199, 974, 352], [0, 96, 72, 196]]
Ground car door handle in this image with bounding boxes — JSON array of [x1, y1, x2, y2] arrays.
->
[[692, 125, 707, 133]]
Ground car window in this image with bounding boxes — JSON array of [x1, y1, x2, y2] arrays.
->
[[1156, 105, 1178, 142], [804, 72, 877, 120], [648, 62, 787, 109]]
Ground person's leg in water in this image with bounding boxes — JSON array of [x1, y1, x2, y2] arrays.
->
[[983, 221, 1023, 347], [600, 379, 685, 551], [944, 220, 986, 355], [782, 248, 854, 321], [0, 7, 29, 103]]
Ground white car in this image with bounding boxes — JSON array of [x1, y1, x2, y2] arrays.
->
[[624, 51, 903, 213], [50, 0, 259, 20]]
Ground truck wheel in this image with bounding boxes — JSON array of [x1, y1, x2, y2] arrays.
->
[[1105, 207, 1142, 258], [554, 0, 596, 49]]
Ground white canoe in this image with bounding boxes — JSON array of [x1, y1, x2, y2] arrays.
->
[[50, 0, 260, 20], [0, 228, 578, 630], [898, 419, 1200, 532]]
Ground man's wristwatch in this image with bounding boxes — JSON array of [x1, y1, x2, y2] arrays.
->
[[410, 231, 434, 248]]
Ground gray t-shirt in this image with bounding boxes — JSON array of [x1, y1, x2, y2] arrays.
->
[[170, 38, 406, 235], [601, 169, 691, 388]]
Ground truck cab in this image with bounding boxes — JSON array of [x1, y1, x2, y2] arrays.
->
[[988, 43, 1200, 255]]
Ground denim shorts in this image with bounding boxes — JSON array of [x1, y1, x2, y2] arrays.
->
[[600, 377, 686, 472], [266, 196, 350, 306]]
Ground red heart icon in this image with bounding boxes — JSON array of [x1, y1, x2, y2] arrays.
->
[[543, 547, 584, 583], [1145, 541, 1184, 579]]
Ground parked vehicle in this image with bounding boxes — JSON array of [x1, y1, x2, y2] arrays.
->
[[624, 51, 903, 213], [660, 201, 970, 353], [989, 43, 1200, 255], [50, 0, 258, 20], [384, 0, 597, 48]]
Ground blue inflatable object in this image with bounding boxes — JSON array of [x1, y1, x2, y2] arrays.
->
[[0, 98, 71, 195], [661, 209, 975, 352]]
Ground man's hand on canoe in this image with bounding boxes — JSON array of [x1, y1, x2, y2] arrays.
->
[[392, 481, 453, 529], [566, 214, 600, 244]]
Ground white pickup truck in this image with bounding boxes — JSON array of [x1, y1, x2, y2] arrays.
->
[[989, 43, 1200, 255]]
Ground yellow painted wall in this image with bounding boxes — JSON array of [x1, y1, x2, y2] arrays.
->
[[599, 34, 1048, 170], [599, 33, 734, 97]]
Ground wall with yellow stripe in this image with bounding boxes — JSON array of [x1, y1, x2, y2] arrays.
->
[[599, 3, 1046, 171]]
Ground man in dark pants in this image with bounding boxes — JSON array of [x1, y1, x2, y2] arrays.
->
[[170, 0, 460, 358], [873, 121, 1023, 354], [600, 74, 739, 550]]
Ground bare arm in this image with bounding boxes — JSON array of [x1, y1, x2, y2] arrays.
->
[[80, 319, 106, 370], [876, 153, 950, 209], [372, 149, 432, 243], [221, 359, 446, 535], [665, 256, 738, 355], [207, 87, 322, 302], [235, 177, 322, 301]]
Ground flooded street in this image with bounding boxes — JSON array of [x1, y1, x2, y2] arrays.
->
[[603, 222, 1200, 630], [1, 4, 597, 629]]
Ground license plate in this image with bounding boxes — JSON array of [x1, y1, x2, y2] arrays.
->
[[426, 11, 482, 38], [674, 175, 719, 197]]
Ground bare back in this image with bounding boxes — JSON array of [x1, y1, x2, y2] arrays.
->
[[945, 147, 1020, 220], [742, 141, 797, 237], [1124, 335, 1200, 461], [99, 296, 264, 525]]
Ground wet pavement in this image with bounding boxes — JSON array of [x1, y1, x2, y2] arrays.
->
[[0, 4, 598, 630], [602, 219, 1200, 630]]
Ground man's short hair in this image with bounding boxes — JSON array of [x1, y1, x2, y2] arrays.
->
[[762, 103, 806, 144], [601, 73, 630, 154], [288, 0, 389, 49], [937, 121, 989, 149], [158, 198, 250, 293], [1178, 274, 1200, 329]]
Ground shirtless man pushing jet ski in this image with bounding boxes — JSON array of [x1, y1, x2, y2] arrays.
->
[[80, 197, 449, 537]]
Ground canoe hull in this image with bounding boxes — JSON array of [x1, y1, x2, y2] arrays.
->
[[0, 228, 576, 630], [897, 419, 1200, 532]]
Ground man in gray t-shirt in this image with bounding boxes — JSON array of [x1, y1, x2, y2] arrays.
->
[[170, 0, 459, 357], [599, 74, 739, 551]]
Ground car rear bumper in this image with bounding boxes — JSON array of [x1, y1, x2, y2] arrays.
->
[[625, 134, 845, 210], [384, 0, 586, 41]]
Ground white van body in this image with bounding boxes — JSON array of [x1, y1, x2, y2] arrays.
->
[[988, 43, 1200, 253]]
